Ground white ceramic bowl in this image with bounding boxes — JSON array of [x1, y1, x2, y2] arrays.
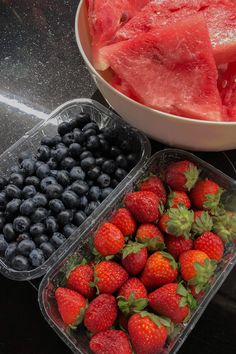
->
[[75, 0, 236, 151]]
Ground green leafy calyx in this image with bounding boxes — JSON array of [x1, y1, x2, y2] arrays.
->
[[166, 206, 194, 238], [188, 258, 217, 292], [184, 164, 200, 191], [118, 293, 148, 316], [213, 212, 236, 243], [191, 212, 213, 236], [139, 311, 171, 328], [122, 241, 146, 259]]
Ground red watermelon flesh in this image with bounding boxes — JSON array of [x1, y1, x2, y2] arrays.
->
[[88, 0, 149, 70], [101, 15, 223, 122], [110, 75, 141, 102], [218, 62, 236, 121]]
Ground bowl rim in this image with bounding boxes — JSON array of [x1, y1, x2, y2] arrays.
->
[[75, 0, 236, 126]]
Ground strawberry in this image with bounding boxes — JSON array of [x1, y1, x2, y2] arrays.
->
[[136, 223, 164, 251], [164, 160, 200, 192], [117, 277, 148, 315], [167, 191, 191, 209], [159, 206, 194, 238], [212, 211, 236, 243], [194, 231, 224, 261], [139, 175, 167, 204], [118, 312, 129, 331], [110, 208, 136, 236], [124, 191, 161, 223], [55, 288, 87, 328], [94, 223, 125, 256], [67, 263, 95, 300], [148, 283, 196, 324], [192, 210, 213, 236], [179, 250, 217, 294], [165, 234, 193, 260], [122, 241, 148, 275], [128, 312, 170, 354], [89, 329, 132, 354], [84, 294, 117, 334], [190, 179, 223, 212], [140, 251, 178, 289], [93, 261, 128, 294]]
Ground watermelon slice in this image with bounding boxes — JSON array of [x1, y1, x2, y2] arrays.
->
[[88, 0, 149, 70], [101, 15, 223, 122], [110, 75, 141, 102], [218, 62, 236, 121]]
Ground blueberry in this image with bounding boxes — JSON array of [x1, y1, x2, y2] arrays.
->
[[5, 242, 17, 260], [79, 151, 93, 160], [18, 150, 32, 163], [96, 157, 106, 166], [17, 233, 30, 242], [4, 211, 14, 223], [127, 153, 138, 168], [3, 223, 16, 242], [40, 176, 57, 193], [45, 216, 58, 235], [62, 191, 80, 209], [11, 255, 30, 271], [20, 199, 35, 216], [30, 223, 45, 237], [31, 208, 48, 223], [79, 196, 88, 210], [33, 193, 48, 207], [29, 248, 45, 267], [37, 145, 51, 162], [49, 199, 65, 214], [100, 187, 113, 200], [0, 214, 6, 231], [50, 170, 58, 178], [114, 168, 127, 181], [40, 242, 55, 259], [63, 224, 77, 238], [45, 184, 63, 200], [41, 135, 55, 147], [0, 192, 7, 211], [58, 121, 73, 136], [120, 139, 131, 153], [62, 132, 74, 146], [69, 143, 82, 158], [111, 179, 119, 188], [5, 198, 21, 215], [70, 166, 85, 181], [52, 146, 68, 162], [81, 157, 96, 171], [97, 174, 111, 188], [60, 157, 76, 171], [69, 118, 78, 129], [75, 112, 91, 128], [102, 160, 116, 175], [71, 180, 89, 196], [13, 216, 31, 233], [87, 166, 101, 180], [57, 210, 73, 226], [99, 138, 110, 154], [51, 135, 62, 145], [35, 160, 45, 169], [17, 239, 36, 256], [86, 135, 100, 150], [36, 163, 50, 179], [9, 173, 24, 187], [47, 157, 58, 169], [110, 146, 122, 158], [83, 128, 97, 139], [74, 128, 85, 144], [11, 166, 22, 174], [21, 158, 35, 176], [34, 234, 49, 246], [82, 122, 99, 132], [101, 126, 119, 142], [56, 170, 70, 186], [0, 235, 8, 255], [51, 232, 66, 248], [5, 184, 21, 199], [88, 186, 101, 201], [25, 176, 40, 188], [116, 155, 128, 169], [85, 201, 100, 216], [74, 211, 87, 226], [22, 185, 37, 199], [87, 180, 94, 187]]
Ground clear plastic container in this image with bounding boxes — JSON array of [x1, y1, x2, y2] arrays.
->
[[0, 99, 151, 281], [38, 148, 236, 354]]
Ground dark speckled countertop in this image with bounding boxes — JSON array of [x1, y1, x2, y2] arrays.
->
[[0, 1, 236, 354]]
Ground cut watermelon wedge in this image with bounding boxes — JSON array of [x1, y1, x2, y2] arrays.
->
[[110, 75, 141, 103], [101, 15, 223, 122], [88, 0, 149, 70], [218, 62, 236, 121]]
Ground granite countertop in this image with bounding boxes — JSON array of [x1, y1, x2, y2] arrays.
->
[[0, 1, 236, 354]]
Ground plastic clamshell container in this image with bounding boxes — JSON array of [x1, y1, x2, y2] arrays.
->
[[0, 98, 150, 281], [39, 148, 236, 354]]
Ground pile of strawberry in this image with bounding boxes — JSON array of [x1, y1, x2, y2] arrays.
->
[[54, 159, 236, 354]]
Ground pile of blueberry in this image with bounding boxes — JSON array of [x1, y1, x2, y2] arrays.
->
[[0, 112, 138, 271]]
